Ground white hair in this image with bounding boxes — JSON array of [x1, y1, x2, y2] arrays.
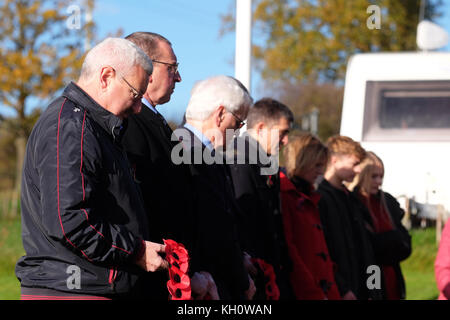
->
[[185, 75, 253, 121], [79, 37, 153, 80]]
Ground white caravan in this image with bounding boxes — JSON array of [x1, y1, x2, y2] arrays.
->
[[340, 51, 450, 216]]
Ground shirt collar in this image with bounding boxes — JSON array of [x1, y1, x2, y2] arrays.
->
[[141, 97, 158, 114], [183, 123, 213, 150]]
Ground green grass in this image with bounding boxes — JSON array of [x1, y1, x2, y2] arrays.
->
[[0, 216, 441, 300], [0, 217, 24, 300], [400, 227, 439, 300]]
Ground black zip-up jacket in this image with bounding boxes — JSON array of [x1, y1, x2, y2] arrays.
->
[[16, 82, 150, 297]]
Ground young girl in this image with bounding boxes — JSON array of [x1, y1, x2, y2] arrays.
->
[[280, 133, 340, 300], [349, 151, 411, 300]]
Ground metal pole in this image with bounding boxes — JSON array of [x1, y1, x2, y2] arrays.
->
[[419, 0, 426, 23], [84, 0, 94, 52], [235, 0, 252, 93]]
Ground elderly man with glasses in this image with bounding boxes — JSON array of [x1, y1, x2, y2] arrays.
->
[[172, 75, 256, 300], [16, 38, 169, 300]]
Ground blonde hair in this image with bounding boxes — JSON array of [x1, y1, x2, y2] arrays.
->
[[349, 151, 395, 228], [326, 135, 366, 160], [283, 133, 328, 179], [348, 151, 384, 194]]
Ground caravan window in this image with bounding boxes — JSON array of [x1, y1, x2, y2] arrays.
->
[[363, 80, 450, 141]]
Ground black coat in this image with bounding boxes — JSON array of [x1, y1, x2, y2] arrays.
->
[[16, 82, 149, 297], [317, 179, 382, 300], [353, 189, 412, 299], [228, 134, 293, 299], [122, 106, 195, 245], [174, 127, 250, 300], [122, 106, 196, 298]]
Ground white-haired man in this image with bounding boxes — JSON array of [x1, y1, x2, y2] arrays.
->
[[174, 75, 255, 300], [16, 38, 168, 300]]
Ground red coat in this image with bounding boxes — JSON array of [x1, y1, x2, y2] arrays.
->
[[280, 172, 341, 300]]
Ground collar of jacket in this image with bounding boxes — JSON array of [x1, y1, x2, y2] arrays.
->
[[280, 171, 320, 204], [62, 82, 126, 142]]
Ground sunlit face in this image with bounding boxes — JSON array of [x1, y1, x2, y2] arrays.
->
[[147, 41, 181, 105], [217, 108, 245, 147], [300, 159, 327, 185], [261, 117, 291, 155], [369, 164, 384, 195], [333, 154, 362, 183], [109, 65, 148, 119]]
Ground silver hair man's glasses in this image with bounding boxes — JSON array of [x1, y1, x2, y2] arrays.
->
[[227, 109, 246, 129], [112, 67, 145, 100]]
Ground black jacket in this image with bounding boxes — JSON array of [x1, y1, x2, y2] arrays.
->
[[16, 82, 149, 297], [122, 106, 195, 244], [175, 127, 250, 300], [317, 179, 382, 300], [228, 134, 293, 299], [353, 189, 411, 299], [121, 105, 196, 299]]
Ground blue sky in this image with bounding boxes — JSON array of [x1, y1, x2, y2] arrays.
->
[[91, 0, 450, 124], [1, 0, 450, 123], [93, 0, 242, 123]]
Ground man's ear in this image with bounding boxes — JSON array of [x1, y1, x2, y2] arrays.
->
[[330, 154, 340, 166], [215, 105, 226, 127], [255, 121, 266, 135], [99, 66, 115, 90]]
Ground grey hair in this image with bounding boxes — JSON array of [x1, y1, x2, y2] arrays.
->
[[125, 31, 172, 60], [185, 75, 253, 121], [79, 37, 153, 80]]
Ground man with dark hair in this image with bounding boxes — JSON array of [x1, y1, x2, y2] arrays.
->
[[228, 97, 295, 299], [121, 32, 198, 299]]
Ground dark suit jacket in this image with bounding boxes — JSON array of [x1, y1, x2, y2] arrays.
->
[[122, 106, 196, 299], [228, 134, 294, 299], [175, 126, 250, 300]]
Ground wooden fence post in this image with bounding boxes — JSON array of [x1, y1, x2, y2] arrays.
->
[[402, 197, 412, 230], [436, 204, 445, 244]]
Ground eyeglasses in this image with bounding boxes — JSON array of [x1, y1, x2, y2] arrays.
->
[[120, 75, 145, 100], [227, 110, 246, 129], [112, 67, 145, 100], [151, 59, 179, 75]]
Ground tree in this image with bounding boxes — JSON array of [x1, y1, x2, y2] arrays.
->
[[262, 79, 344, 140], [221, 0, 443, 139], [0, 0, 95, 191], [222, 0, 443, 83]]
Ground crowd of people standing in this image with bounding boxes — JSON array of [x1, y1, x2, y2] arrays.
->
[[15, 32, 413, 300]]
